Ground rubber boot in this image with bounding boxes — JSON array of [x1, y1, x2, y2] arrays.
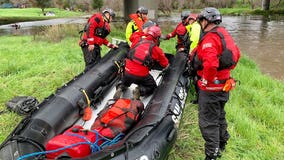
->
[[205, 155, 217, 160], [219, 141, 227, 152], [132, 87, 140, 100], [113, 87, 123, 99]]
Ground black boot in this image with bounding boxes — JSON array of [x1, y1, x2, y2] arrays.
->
[[219, 141, 227, 152], [205, 155, 217, 160], [132, 87, 140, 100]]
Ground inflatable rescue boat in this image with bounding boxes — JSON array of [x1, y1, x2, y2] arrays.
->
[[0, 42, 190, 160]]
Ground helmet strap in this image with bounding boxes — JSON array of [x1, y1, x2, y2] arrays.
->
[[103, 13, 110, 23], [138, 13, 144, 21]]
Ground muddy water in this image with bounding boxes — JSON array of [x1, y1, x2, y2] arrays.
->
[[1, 16, 283, 80], [222, 16, 284, 81], [159, 15, 284, 81]]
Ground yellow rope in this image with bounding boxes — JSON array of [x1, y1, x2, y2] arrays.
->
[[114, 60, 123, 73], [81, 89, 91, 107]]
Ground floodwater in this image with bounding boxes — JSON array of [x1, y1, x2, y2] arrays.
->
[[0, 15, 283, 80], [159, 15, 284, 81], [223, 16, 284, 81]]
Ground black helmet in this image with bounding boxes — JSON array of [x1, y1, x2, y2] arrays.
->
[[102, 8, 115, 18], [142, 20, 157, 30], [137, 6, 148, 14], [197, 7, 222, 24], [181, 11, 191, 21]]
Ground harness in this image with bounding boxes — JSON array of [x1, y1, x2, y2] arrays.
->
[[212, 30, 236, 70], [94, 22, 110, 38], [80, 14, 110, 40], [177, 32, 190, 51], [127, 39, 156, 68]]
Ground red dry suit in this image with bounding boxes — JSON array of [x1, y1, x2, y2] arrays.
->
[[166, 22, 189, 50], [194, 26, 240, 91], [125, 36, 169, 77], [129, 31, 147, 49], [81, 13, 113, 47]]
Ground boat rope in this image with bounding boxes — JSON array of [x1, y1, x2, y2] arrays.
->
[[88, 130, 125, 148], [16, 130, 124, 160], [81, 89, 92, 121], [114, 60, 124, 73], [81, 89, 91, 107]]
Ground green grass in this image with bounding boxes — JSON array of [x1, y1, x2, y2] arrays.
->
[[219, 8, 252, 15], [0, 8, 84, 17], [0, 26, 284, 160], [0, 8, 85, 25]]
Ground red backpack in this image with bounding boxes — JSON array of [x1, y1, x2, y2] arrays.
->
[[91, 98, 144, 138]]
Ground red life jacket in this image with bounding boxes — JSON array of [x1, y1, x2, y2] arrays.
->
[[191, 26, 240, 71], [81, 13, 110, 46], [91, 99, 144, 139], [175, 23, 190, 50], [127, 40, 156, 68], [85, 14, 110, 38]]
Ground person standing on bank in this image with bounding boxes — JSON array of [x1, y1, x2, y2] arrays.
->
[[162, 11, 191, 53], [185, 13, 202, 104], [114, 26, 169, 100], [192, 7, 240, 160], [125, 6, 149, 45], [186, 13, 201, 54], [79, 8, 118, 70]]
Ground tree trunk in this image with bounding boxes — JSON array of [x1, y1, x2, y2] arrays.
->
[[262, 0, 270, 10]]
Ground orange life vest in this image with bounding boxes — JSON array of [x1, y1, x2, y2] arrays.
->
[[91, 99, 144, 138]]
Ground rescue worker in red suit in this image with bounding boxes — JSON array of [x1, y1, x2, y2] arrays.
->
[[192, 7, 240, 160], [79, 8, 118, 70], [114, 26, 169, 100], [162, 11, 191, 52]]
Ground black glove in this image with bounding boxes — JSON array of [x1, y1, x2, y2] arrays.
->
[[183, 61, 196, 78], [162, 64, 170, 73]]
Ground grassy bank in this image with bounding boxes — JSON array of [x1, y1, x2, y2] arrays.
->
[[1, 7, 284, 25], [0, 8, 85, 25], [0, 26, 283, 160]]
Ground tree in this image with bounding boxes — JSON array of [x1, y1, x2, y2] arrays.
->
[[36, 0, 52, 13], [92, 0, 103, 10], [262, 0, 270, 10]]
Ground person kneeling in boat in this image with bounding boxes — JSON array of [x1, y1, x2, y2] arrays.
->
[[114, 25, 169, 100], [79, 8, 118, 70]]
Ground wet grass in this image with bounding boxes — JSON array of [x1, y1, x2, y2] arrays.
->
[[0, 8, 85, 25], [0, 26, 283, 160]]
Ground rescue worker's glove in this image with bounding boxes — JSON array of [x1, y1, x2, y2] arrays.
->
[[156, 64, 170, 80], [160, 35, 167, 40], [183, 61, 196, 78], [162, 64, 170, 73], [79, 40, 87, 47], [107, 43, 119, 49]]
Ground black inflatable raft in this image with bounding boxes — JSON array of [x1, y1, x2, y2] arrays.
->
[[0, 43, 190, 160]]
